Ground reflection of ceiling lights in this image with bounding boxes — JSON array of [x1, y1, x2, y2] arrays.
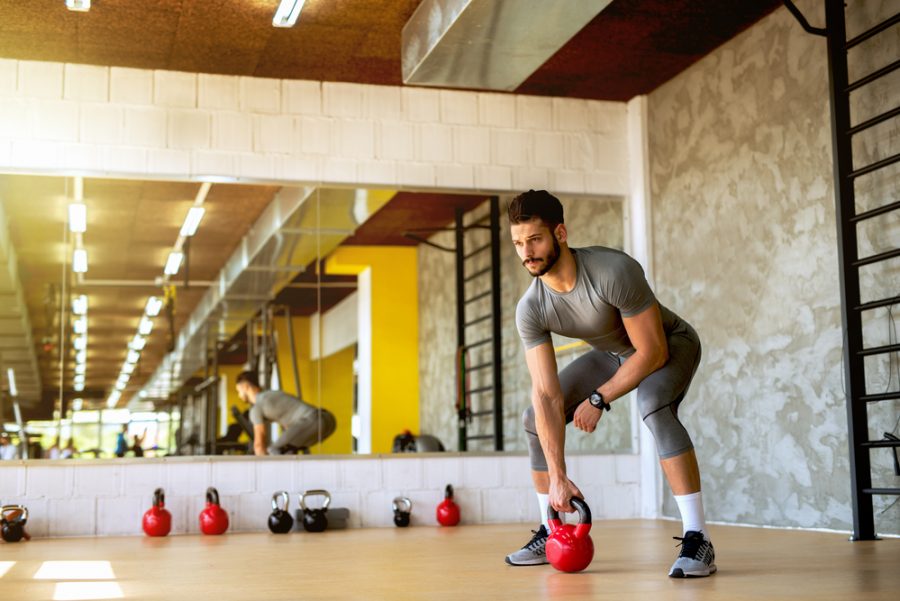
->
[[74, 374, 85, 385], [73, 336, 87, 351], [72, 295, 88, 315], [180, 207, 206, 237], [164, 252, 183, 275], [122, 362, 135, 375], [73, 317, 87, 335], [145, 297, 163, 317], [106, 390, 121, 408], [72, 248, 88, 273], [75, 350, 86, 364], [68, 203, 87, 233], [273, 0, 306, 27], [126, 350, 140, 365], [74, 364, 86, 375], [138, 317, 153, 336], [74, 382, 84, 392], [66, 0, 90, 11], [6, 368, 17, 397], [130, 335, 147, 351]]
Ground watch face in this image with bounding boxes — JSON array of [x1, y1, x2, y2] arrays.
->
[[589, 392, 602, 407]]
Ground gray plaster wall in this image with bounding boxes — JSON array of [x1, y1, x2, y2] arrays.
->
[[648, 0, 899, 533], [418, 196, 629, 455]]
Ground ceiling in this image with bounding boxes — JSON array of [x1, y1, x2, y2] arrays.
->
[[0, 0, 782, 101]]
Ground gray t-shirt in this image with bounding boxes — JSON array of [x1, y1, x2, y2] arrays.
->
[[249, 390, 318, 429], [515, 246, 683, 356]]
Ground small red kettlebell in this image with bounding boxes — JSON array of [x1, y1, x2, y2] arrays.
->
[[546, 497, 594, 573], [142, 488, 171, 537], [436, 484, 460, 526], [199, 487, 229, 535]]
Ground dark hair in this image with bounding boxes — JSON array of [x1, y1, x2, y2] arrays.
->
[[508, 190, 564, 228], [236, 370, 260, 388]]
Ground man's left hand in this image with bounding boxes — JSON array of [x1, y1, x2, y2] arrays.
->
[[573, 400, 603, 433]]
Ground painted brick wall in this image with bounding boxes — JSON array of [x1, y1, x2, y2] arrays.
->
[[0, 59, 629, 195], [0, 453, 640, 538]]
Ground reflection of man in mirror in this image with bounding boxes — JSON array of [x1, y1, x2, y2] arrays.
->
[[0, 432, 19, 460], [506, 190, 715, 578], [235, 371, 336, 456]]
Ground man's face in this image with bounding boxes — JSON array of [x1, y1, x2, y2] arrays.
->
[[511, 219, 562, 277], [236, 381, 253, 404]]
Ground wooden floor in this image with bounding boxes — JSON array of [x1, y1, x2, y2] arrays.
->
[[1, 520, 897, 601]]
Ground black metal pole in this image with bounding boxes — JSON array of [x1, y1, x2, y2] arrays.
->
[[823, 0, 875, 540], [455, 207, 467, 451], [490, 197, 504, 451]]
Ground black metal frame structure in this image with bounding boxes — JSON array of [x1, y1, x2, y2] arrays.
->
[[786, 0, 900, 540]]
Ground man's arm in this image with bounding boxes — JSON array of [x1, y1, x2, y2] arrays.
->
[[573, 303, 669, 432], [253, 424, 267, 456], [525, 342, 583, 511]]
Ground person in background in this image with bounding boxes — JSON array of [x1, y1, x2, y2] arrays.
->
[[132, 430, 147, 457], [60, 439, 76, 459], [114, 424, 128, 458], [0, 432, 19, 460], [47, 437, 61, 460]]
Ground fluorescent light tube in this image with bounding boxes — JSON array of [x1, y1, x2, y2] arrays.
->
[[66, 0, 90, 11], [74, 374, 85, 385], [73, 248, 88, 273], [180, 207, 205, 237], [75, 350, 86, 364], [74, 364, 86, 375], [68, 203, 86, 233], [145, 296, 163, 317], [130, 335, 146, 351], [74, 383, 85, 392], [138, 317, 153, 336], [6, 368, 17, 397], [72, 294, 88, 315], [73, 336, 87, 351], [72, 398, 83, 411], [273, 0, 306, 27], [73, 317, 87, 335], [164, 252, 183, 275], [122, 362, 135, 374], [126, 350, 140, 364], [107, 390, 121, 407]]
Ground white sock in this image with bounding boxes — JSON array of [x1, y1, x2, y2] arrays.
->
[[536, 492, 550, 529], [674, 491, 708, 540]]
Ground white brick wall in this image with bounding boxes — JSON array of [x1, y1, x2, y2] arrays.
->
[[0, 453, 639, 538], [0, 59, 630, 197]]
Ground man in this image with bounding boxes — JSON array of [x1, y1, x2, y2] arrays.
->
[[505, 190, 715, 578], [235, 370, 336, 456], [114, 424, 128, 458], [0, 432, 18, 460]]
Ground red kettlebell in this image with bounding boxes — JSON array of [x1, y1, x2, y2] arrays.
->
[[142, 488, 171, 537], [546, 497, 594, 573], [436, 484, 460, 527], [199, 487, 229, 535]]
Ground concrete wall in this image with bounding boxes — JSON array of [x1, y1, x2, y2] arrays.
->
[[0, 453, 640, 537], [648, 0, 899, 533]]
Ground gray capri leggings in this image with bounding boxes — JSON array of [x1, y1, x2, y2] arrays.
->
[[523, 322, 702, 471], [269, 409, 337, 454]]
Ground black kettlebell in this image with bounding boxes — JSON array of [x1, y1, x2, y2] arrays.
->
[[268, 491, 294, 534], [392, 497, 412, 527], [300, 490, 330, 533], [1, 505, 28, 543]]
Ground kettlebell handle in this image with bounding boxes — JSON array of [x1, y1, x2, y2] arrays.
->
[[299, 489, 332, 511], [444, 484, 453, 500], [547, 497, 592, 530], [1, 505, 28, 523], [392, 496, 412, 513], [153, 488, 165, 508], [206, 487, 220, 506], [272, 490, 290, 512]]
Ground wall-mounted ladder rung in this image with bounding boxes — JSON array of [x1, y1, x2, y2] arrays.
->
[[852, 247, 900, 268], [467, 361, 492, 372], [860, 391, 900, 403], [855, 295, 900, 312], [860, 440, 900, 448], [465, 338, 492, 350], [469, 410, 493, 417], [858, 343, 900, 357], [845, 11, 900, 49], [465, 385, 493, 395], [466, 434, 493, 441], [851, 199, 900, 223], [465, 314, 491, 328], [464, 267, 491, 282], [849, 152, 900, 179], [862, 488, 900, 496], [465, 243, 490, 260], [848, 105, 900, 136], [465, 290, 492, 305], [846, 58, 900, 92]]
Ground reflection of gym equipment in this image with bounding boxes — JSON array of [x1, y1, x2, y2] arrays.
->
[[391, 430, 445, 453]]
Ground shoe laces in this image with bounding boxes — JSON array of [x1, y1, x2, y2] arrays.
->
[[673, 531, 706, 559], [523, 525, 548, 551]]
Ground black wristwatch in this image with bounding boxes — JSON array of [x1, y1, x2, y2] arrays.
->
[[589, 391, 612, 412]]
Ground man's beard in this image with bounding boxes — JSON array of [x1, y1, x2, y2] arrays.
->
[[524, 237, 561, 277]]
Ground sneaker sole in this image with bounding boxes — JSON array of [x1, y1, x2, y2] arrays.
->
[[669, 564, 717, 578], [505, 557, 549, 567]]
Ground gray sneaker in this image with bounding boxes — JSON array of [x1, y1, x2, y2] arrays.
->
[[505, 525, 549, 566], [669, 530, 717, 578]]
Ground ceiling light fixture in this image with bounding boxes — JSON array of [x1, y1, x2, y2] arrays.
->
[[68, 203, 87, 233], [65, 0, 90, 12], [75, 350, 86, 364], [74, 364, 86, 375], [73, 317, 88, 335], [73, 336, 87, 351], [107, 390, 121, 407], [273, 0, 306, 27], [122, 362, 135, 375], [138, 317, 153, 336], [72, 248, 88, 273], [130, 335, 147, 351], [180, 207, 206, 237], [74, 374, 85, 385], [72, 295, 88, 315], [145, 296, 163, 317], [126, 349, 140, 364], [164, 252, 183, 276], [74, 382, 85, 392], [6, 368, 17, 397]]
